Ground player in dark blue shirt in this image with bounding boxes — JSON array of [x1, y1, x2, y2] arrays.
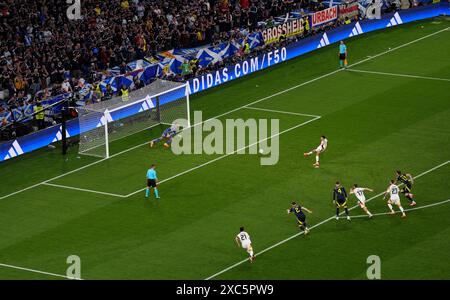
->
[[395, 170, 416, 206], [150, 123, 180, 148], [333, 181, 351, 221], [287, 202, 312, 234]]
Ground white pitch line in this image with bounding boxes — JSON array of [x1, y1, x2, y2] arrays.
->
[[347, 69, 450, 82], [125, 116, 321, 197], [42, 182, 127, 198], [1, 27, 448, 201], [0, 263, 81, 280], [204, 160, 450, 280], [349, 198, 450, 219], [244, 106, 321, 118]]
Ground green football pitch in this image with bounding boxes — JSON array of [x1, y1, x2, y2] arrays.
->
[[0, 17, 449, 280]]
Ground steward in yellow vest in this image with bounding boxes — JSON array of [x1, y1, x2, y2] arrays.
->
[[120, 85, 129, 101], [34, 102, 45, 129]]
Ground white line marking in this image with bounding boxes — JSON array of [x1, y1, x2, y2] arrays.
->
[[0, 263, 81, 280], [125, 116, 321, 197], [42, 183, 127, 198], [78, 122, 162, 158], [244, 106, 321, 118], [1, 27, 448, 200], [0, 141, 149, 200], [347, 69, 450, 82], [349, 198, 450, 219], [204, 160, 450, 280]]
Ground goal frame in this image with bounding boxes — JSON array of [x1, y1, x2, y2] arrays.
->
[[79, 81, 191, 159]]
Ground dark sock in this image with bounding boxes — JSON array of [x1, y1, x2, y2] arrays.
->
[[345, 208, 349, 216], [336, 208, 339, 216]]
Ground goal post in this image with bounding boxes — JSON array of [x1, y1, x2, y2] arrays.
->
[[78, 79, 190, 159]]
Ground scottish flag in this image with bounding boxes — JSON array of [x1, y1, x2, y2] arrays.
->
[[109, 66, 122, 76], [127, 59, 151, 71], [157, 50, 189, 74], [229, 39, 244, 55], [196, 43, 230, 67], [98, 76, 118, 94], [23, 104, 34, 117], [143, 64, 160, 83], [247, 32, 264, 49]]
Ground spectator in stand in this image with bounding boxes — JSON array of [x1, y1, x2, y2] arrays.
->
[[101, 84, 114, 101], [61, 79, 72, 94], [1, 0, 306, 107], [133, 77, 145, 90], [279, 30, 287, 44], [190, 58, 200, 76], [0, 0, 372, 134], [181, 60, 191, 76]]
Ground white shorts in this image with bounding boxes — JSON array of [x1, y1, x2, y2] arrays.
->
[[316, 146, 325, 153], [241, 240, 251, 250], [390, 195, 400, 205]]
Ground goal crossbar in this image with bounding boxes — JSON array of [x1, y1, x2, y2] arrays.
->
[[78, 79, 190, 159]]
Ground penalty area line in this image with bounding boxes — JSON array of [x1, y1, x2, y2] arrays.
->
[[42, 182, 127, 198], [243, 106, 321, 118], [348, 198, 450, 219], [346, 69, 450, 82], [204, 160, 450, 280], [125, 115, 321, 198], [0, 263, 82, 280]]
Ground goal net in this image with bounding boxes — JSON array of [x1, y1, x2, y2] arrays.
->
[[78, 79, 190, 158]]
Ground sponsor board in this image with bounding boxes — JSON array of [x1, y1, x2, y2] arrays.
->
[[188, 48, 288, 94], [386, 12, 403, 27], [349, 21, 364, 37]]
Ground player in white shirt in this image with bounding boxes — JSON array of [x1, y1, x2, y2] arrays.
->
[[383, 180, 406, 218], [235, 227, 255, 262], [349, 184, 373, 218], [304, 135, 328, 168]]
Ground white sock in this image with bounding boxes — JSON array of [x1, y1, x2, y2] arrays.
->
[[315, 155, 319, 163], [307, 151, 313, 155], [249, 250, 254, 257], [388, 203, 393, 211], [399, 206, 404, 213]]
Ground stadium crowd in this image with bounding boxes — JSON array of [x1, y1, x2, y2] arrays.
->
[[0, 0, 353, 134]]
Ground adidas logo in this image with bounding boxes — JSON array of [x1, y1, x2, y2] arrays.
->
[[138, 95, 155, 112], [52, 126, 71, 142], [317, 33, 330, 48], [96, 109, 113, 128], [4, 140, 24, 160], [349, 22, 364, 37], [386, 12, 403, 27]]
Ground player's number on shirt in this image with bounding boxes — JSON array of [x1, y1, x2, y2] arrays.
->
[[392, 187, 398, 194], [240, 234, 247, 241], [357, 190, 364, 197]]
